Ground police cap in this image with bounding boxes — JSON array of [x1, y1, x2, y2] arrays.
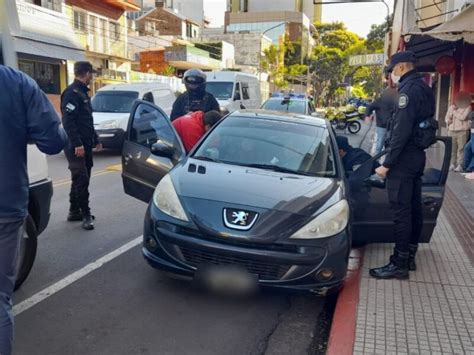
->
[[74, 61, 97, 77], [387, 51, 416, 72]]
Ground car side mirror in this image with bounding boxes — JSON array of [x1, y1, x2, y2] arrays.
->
[[151, 142, 174, 158], [364, 174, 386, 189]]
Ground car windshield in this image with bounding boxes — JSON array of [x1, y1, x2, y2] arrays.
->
[[262, 99, 307, 114], [193, 115, 336, 177], [206, 82, 234, 100], [92, 91, 139, 113]]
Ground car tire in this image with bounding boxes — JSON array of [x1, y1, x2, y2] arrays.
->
[[14, 216, 38, 291], [348, 121, 361, 134]]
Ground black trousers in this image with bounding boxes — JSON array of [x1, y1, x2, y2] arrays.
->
[[64, 146, 93, 216], [386, 151, 426, 254]]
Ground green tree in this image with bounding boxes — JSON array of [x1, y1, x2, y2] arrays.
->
[[160, 65, 176, 77]]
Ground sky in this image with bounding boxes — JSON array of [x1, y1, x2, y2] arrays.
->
[[203, 0, 395, 38]]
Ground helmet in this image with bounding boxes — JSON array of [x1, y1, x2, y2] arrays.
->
[[183, 69, 207, 94]]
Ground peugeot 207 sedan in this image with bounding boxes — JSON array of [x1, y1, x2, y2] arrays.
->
[[121, 101, 450, 295]]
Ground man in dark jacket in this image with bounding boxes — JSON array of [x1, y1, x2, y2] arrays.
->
[[371, 51, 435, 280], [170, 69, 220, 121], [365, 87, 397, 155], [0, 65, 67, 355], [335, 136, 374, 173], [61, 61, 100, 230]]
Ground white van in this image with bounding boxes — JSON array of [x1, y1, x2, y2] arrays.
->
[[92, 83, 176, 150], [206, 71, 261, 112]]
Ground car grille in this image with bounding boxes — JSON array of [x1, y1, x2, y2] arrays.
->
[[179, 246, 290, 281]]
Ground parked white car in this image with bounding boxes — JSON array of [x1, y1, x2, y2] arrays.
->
[[206, 71, 261, 112], [92, 83, 176, 150]]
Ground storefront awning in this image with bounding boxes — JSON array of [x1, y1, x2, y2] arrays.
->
[[414, 5, 474, 44], [12, 37, 85, 62]]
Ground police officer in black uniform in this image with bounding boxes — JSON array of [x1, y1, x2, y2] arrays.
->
[[371, 51, 435, 279], [170, 69, 220, 121], [61, 61, 100, 231]]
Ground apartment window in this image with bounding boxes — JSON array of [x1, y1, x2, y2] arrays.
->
[[73, 11, 87, 32], [110, 22, 120, 41], [186, 23, 192, 38], [145, 21, 155, 33], [18, 60, 61, 95]]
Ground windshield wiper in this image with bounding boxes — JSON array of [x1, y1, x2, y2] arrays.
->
[[193, 156, 221, 163], [243, 163, 312, 176]]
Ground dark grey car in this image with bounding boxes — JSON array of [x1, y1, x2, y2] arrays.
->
[[121, 101, 450, 295]]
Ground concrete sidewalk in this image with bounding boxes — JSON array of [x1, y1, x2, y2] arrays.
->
[[354, 210, 473, 354]]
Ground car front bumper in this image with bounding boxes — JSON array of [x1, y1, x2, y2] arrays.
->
[[142, 205, 351, 295], [96, 129, 125, 150]]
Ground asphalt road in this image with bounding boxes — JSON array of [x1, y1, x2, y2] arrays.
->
[[12, 150, 330, 355]]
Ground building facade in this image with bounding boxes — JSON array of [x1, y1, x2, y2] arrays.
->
[[65, 0, 140, 93], [5, 0, 85, 111], [140, 0, 205, 26]]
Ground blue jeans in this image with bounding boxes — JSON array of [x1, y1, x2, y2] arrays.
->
[[375, 127, 387, 155], [0, 219, 23, 355], [464, 133, 474, 171]]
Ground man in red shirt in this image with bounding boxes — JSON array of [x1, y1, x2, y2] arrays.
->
[[172, 110, 222, 152]]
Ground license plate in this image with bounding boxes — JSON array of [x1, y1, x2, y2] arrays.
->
[[195, 264, 258, 295]]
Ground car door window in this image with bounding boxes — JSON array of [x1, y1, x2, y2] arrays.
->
[[242, 82, 250, 100], [130, 102, 182, 156], [234, 82, 241, 100], [143, 92, 154, 104]]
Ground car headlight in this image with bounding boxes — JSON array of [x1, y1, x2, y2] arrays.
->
[[290, 200, 349, 239], [153, 175, 189, 222], [99, 120, 119, 129]]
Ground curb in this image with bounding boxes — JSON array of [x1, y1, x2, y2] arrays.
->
[[326, 247, 365, 355]]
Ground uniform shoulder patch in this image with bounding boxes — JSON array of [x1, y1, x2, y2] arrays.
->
[[65, 102, 76, 112], [398, 94, 409, 109]]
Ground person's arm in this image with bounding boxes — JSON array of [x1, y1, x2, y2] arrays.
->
[[459, 107, 471, 121], [365, 99, 379, 117], [21, 72, 67, 154], [170, 95, 184, 121], [383, 89, 419, 169], [445, 105, 453, 125], [61, 90, 83, 148]]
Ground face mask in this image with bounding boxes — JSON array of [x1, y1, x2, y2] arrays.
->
[[391, 71, 401, 84]]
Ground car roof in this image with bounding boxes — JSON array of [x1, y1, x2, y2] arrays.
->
[[265, 97, 309, 102], [228, 110, 327, 127], [97, 83, 172, 92]]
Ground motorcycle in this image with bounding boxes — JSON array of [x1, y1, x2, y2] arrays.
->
[[324, 105, 362, 134]]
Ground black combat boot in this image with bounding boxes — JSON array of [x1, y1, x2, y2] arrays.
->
[[67, 209, 83, 222], [82, 215, 95, 230], [369, 250, 409, 280], [408, 244, 418, 271]]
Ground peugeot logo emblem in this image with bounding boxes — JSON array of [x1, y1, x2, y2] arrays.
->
[[223, 208, 259, 231]]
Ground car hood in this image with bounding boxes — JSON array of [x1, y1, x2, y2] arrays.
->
[[172, 159, 341, 217], [93, 112, 129, 130]]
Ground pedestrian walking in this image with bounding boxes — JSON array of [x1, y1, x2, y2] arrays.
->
[[61, 61, 101, 231], [0, 65, 67, 355], [371, 51, 436, 280], [445, 91, 471, 172], [365, 87, 397, 155], [170, 69, 220, 121]]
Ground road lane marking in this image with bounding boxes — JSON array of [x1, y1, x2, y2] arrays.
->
[[13, 236, 143, 316], [52, 164, 121, 187]]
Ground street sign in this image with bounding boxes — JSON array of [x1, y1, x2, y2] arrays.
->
[[348, 54, 385, 66]]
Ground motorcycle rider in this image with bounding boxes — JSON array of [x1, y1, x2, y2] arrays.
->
[[170, 69, 220, 121]]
